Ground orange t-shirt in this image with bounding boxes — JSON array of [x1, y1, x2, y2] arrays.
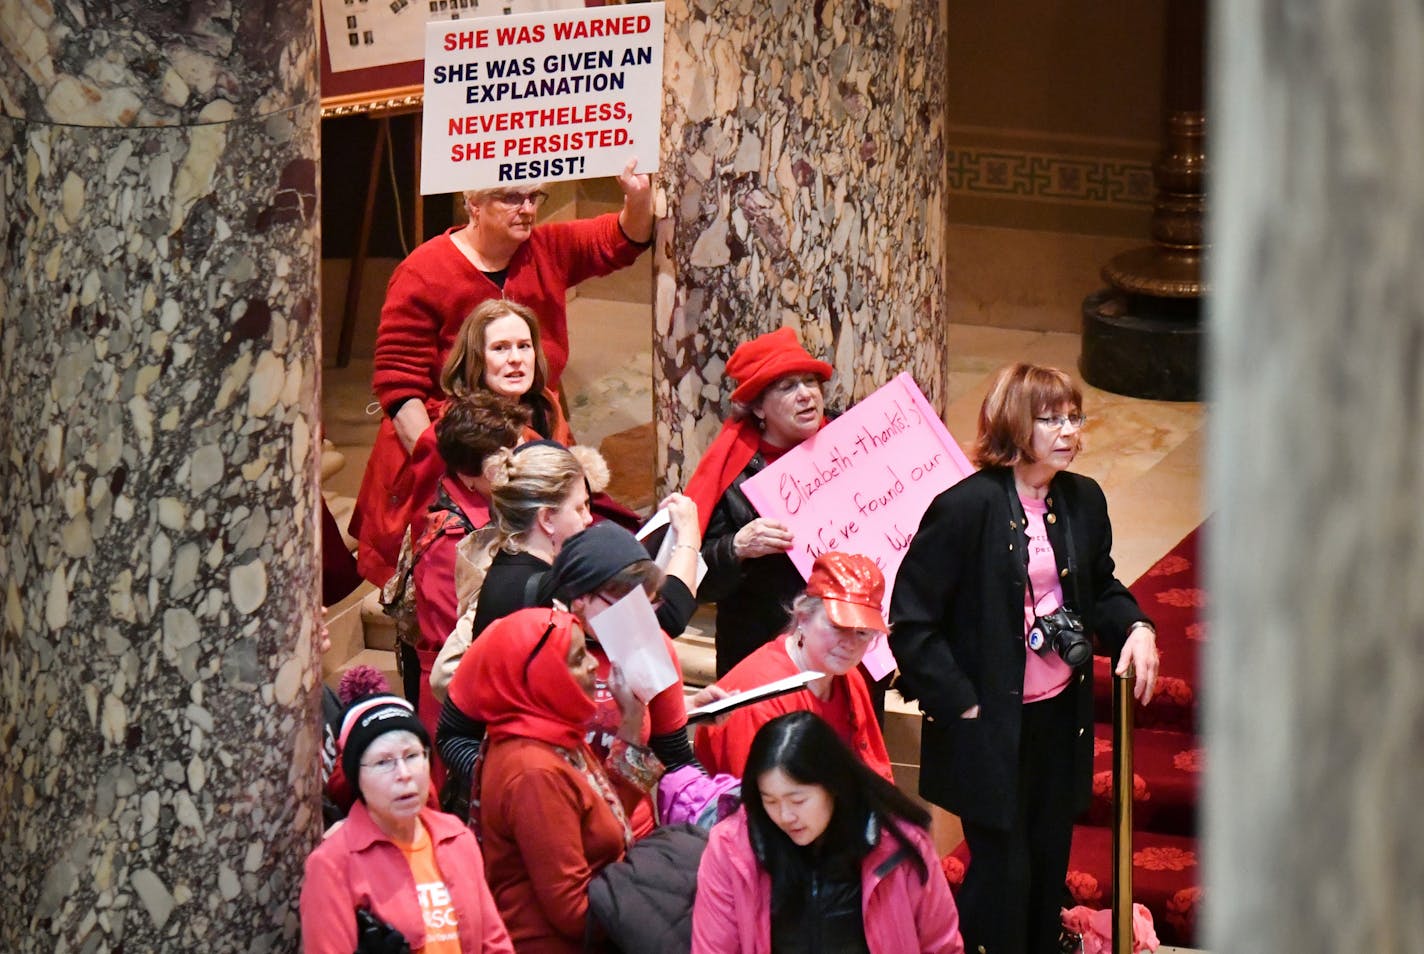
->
[[397, 821, 462, 954]]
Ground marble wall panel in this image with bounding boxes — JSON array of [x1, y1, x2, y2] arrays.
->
[[0, 0, 318, 125], [0, 3, 322, 951], [655, 0, 948, 492]]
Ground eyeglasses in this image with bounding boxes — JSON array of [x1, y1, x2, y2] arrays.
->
[[1034, 413, 1087, 430], [491, 189, 549, 209], [769, 374, 823, 396], [360, 750, 428, 775]]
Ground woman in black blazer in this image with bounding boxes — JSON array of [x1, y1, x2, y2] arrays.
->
[[889, 363, 1160, 954]]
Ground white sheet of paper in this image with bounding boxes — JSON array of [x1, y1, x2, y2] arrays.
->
[[635, 508, 670, 541], [638, 506, 708, 586], [684, 669, 825, 722], [588, 586, 679, 704]]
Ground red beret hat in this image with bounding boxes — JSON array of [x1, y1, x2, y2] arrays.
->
[[726, 327, 834, 405]]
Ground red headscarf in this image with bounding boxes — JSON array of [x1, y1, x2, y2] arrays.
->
[[685, 328, 833, 533], [449, 607, 596, 749]]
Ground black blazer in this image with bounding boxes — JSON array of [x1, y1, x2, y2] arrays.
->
[[888, 467, 1149, 830]]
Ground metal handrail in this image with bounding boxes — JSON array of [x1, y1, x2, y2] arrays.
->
[[1112, 667, 1136, 954]]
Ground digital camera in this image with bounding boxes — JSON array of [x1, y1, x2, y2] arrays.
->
[[1027, 606, 1091, 667]]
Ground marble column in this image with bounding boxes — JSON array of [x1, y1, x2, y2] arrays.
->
[[0, 4, 323, 951], [1207, 1, 1424, 952], [655, 0, 948, 492]]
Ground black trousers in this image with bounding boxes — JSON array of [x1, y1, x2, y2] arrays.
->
[[958, 689, 1078, 954]]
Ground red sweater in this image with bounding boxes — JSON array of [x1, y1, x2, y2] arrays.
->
[[694, 639, 894, 783], [478, 736, 642, 954]]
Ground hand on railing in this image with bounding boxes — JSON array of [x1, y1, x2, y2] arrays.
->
[[1115, 622, 1159, 704]]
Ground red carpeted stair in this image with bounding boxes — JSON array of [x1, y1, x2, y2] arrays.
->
[[944, 526, 1206, 947]]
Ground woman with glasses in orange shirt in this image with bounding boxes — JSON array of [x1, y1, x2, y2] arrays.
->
[[301, 694, 514, 953]]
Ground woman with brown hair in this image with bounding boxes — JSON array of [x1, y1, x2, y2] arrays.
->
[[438, 298, 573, 446], [889, 363, 1160, 954]]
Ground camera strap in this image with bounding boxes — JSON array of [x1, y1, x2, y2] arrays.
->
[[1005, 478, 1082, 615], [1004, 485, 1041, 615]]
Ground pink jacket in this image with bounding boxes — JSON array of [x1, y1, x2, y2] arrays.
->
[[691, 809, 964, 954], [300, 802, 514, 953]]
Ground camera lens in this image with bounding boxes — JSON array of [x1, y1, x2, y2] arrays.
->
[[1054, 631, 1092, 667]]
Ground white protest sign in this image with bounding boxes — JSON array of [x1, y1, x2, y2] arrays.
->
[[421, 3, 664, 192], [739, 373, 976, 678]]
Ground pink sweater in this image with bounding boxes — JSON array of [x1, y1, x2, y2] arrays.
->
[[691, 809, 965, 954]]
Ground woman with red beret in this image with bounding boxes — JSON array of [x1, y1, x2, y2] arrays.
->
[[685, 327, 834, 676]]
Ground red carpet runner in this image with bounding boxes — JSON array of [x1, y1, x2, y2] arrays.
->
[[943, 525, 1205, 947]]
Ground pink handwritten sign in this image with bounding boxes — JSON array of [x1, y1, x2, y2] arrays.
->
[[740, 373, 975, 678]]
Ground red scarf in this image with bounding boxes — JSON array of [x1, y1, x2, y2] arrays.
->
[[684, 418, 762, 534], [449, 607, 595, 749], [684, 418, 825, 534]]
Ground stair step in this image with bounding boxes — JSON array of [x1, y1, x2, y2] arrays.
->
[[1084, 724, 1201, 838], [1065, 825, 1201, 949], [941, 826, 1202, 950], [323, 581, 377, 680]]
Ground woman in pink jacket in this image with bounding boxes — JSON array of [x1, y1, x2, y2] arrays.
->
[[691, 712, 964, 954], [301, 694, 513, 953]]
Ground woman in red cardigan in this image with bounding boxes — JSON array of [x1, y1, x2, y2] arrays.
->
[[353, 163, 653, 585], [694, 551, 894, 783], [454, 607, 661, 954]]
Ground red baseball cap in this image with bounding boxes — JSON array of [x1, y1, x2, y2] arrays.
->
[[805, 552, 888, 632], [726, 327, 834, 405]]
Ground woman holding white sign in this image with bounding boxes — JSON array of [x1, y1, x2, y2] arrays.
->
[[439, 520, 703, 836], [889, 363, 1159, 954], [352, 160, 654, 586], [686, 327, 835, 676]]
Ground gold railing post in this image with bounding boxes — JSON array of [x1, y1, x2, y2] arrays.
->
[[1112, 666, 1136, 954]]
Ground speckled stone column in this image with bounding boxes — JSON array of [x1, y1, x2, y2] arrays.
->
[[0, 4, 322, 951], [654, 0, 949, 492]]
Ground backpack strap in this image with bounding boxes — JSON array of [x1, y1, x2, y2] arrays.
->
[[522, 569, 547, 608]]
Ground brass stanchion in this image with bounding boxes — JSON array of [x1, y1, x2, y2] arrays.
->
[[1112, 666, 1136, 954]]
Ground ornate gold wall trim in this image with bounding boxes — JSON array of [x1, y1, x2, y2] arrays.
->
[[947, 146, 1153, 209]]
